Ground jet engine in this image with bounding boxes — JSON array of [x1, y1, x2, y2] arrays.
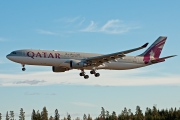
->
[[70, 60, 88, 69], [52, 66, 68, 72]]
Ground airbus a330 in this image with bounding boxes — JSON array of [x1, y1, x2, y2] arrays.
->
[[6, 36, 176, 79]]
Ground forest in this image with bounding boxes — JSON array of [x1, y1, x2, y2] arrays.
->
[[1, 106, 180, 120]]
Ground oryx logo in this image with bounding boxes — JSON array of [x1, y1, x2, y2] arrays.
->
[[143, 37, 166, 64]]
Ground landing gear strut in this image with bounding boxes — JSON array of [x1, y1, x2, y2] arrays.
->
[[79, 69, 89, 79], [22, 64, 26, 71]]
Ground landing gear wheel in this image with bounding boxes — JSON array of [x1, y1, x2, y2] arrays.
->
[[90, 70, 96, 74], [22, 68, 26, 71], [95, 73, 100, 77], [80, 72, 85, 76], [84, 75, 89, 79]]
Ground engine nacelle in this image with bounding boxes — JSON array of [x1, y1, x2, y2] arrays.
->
[[52, 66, 68, 72], [70, 60, 88, 69]]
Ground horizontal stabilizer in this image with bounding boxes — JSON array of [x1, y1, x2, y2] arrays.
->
[[151, 55, 177, 63]]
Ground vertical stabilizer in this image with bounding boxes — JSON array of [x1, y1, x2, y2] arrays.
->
[[139, 36, 167, 64]]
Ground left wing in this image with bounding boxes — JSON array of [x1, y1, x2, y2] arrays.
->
[[85, 43, 149, 66]]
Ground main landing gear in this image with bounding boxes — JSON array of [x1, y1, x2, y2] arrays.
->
[[79, 69, 100, 79], [22, 64, 26, 71], [79, 70, 89, 79], [90, 69, 100, 77]]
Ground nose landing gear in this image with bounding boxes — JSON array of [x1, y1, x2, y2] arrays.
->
[[22, 64, 26, 71]]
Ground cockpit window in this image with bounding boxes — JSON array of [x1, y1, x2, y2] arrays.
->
[[11, 52, 17, 54]]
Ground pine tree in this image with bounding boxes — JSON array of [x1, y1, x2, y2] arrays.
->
[[31, 109, 36, 120], [67, 114, 71, 120], [152, 106, 159, 119], [135, 106, 144, 120], [0, 113, 2, 120], [87, 114, 92, 120], [101, 107, 105, 119], [75, 117, 80, 120], [36, 110, 41, 120], [10, 111, 14, 120], [49, 116, 53, 120], [106, 111, 109, 119], [54, 109, 60, 120], [41, 107, 48, 120], [145, 107, 152, 120], [6, 111, 9, 120], [123, 107, 129, 119], [83, 114, 87, 120], [19, 108, 25, 120], [111, 111, 117, 120], [128, 109, 133, 120]]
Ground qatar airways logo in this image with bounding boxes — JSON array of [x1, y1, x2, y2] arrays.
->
[[143, 39, 165, 64], [27, 51, 60, 59]]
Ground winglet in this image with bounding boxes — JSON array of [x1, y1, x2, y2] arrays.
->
[[141, 43, 149, 48]]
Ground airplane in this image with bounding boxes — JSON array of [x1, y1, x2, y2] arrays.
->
[[6, 36, 176, 79]]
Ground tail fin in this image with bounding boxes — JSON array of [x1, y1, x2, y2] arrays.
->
[[139, 36, 167, 64]]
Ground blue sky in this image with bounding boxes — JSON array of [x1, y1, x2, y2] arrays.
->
[[0, 0, 180, 119]]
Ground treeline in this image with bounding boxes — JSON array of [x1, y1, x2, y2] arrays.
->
[[0, 108, 25, 120], [96, 106, 180, 120], [1, 106, 180, 120]]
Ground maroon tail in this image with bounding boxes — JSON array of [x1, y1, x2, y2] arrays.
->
[[139, 36, 167, 64]]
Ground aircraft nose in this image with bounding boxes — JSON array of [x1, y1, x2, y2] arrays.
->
[[6, 54, 11, 60]]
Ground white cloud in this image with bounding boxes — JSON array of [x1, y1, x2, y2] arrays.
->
[[37, 29, 57, 35], [15, 80, 45, 85], [0, 69, 179, 87], [38, 18, 138, 35], [66, 16, 81, 23], [81, 19, 139, 34], [25, 92, 40, 95], [81, 21, 97, 32], [71, 102, 96, 107], [46, 93, 56, 96], [24, 92, 56, 96], [78, 17, 86, 26], [54, 16, 86, 27]]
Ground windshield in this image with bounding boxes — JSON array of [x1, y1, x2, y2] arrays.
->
[[11, 51, 17, 54]]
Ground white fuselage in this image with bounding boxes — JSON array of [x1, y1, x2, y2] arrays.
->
[[6, 49, 149, 70]]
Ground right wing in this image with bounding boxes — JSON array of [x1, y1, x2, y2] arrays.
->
[[85, 43, 149, 66]]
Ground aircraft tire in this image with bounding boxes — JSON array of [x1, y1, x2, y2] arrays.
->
[[95, 73, 100, 77], [90, 70, 95, 74], [80, 73, 85, 76], [22, 68, 26, 71], [84, 75, 89, 79]]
